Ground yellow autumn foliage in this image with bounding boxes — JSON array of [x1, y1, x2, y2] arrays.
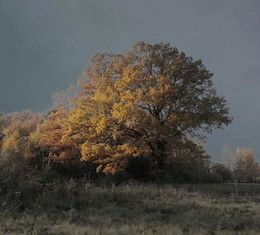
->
[[65, 41, 232, 174]]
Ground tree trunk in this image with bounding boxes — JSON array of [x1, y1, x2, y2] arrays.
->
[[156, 140, 167, 169], [234, 178, 238, 196]]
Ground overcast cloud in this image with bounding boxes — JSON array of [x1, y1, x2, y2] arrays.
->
[[1, 0, 260, 161]]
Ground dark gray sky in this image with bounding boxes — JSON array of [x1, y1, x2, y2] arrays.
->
[[1, 0, 260, 162]]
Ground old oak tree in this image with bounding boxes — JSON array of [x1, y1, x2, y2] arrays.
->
[[62, 41, 232, 174]]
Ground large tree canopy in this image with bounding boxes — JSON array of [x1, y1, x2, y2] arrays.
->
[[67, 41, 232, 174]]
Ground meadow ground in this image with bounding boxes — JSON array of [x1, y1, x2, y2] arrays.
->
[[0, 183, 260, 235]]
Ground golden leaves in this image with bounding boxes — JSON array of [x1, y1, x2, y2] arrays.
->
[[55, 41, 231, 174]]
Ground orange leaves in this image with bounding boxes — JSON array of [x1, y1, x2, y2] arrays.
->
[[64, 41, 232, 174], [39, 110, 65, 147], [0, 42, 232, 176], [80, 140, 147, 174], [38, 108, 81, 164]]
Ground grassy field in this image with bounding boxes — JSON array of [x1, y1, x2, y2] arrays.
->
[[0, 183, 260, 234]]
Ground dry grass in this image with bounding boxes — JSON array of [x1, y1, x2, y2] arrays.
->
[[0, 183, 260, 234]]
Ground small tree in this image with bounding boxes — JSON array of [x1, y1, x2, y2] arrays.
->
[[37, 86, 82, 167], [166, 139, 211, 182], [0, 111, 41, 193], [210, 163, 232, 183], [234, 148, 260, 182], [223, 145, 239, 195], [223, 146, 260, 195], [0, 110, 40, 159]]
